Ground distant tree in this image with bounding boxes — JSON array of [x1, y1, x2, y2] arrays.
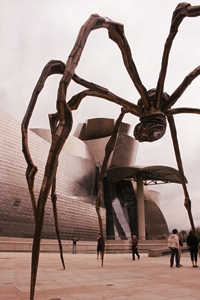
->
[[195, 229, 200, 241]]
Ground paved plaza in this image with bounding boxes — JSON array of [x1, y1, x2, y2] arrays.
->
[[0, 251, 199, 300]]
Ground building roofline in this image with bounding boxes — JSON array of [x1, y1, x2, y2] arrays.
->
[[107, 165, 187, 184]]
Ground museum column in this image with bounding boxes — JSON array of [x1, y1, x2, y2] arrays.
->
[[137, 173, 145, 240]]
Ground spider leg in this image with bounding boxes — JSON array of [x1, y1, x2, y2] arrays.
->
[[62, 14, 149, 109], [162, 66, 200, 111], [21, 60, 71, 300], [61, 13, 113, 89], [155, 3, 200, 109], [21, 60, 65, 217], [167, 115, 195, 233], [166, 107, 200, 116], [30, 103, 72, 300], [96, 107, 128, 266], [27, 12, 153, 299], [105, 25, 150, 109], [48, 112, 66, 270], [51, 177, 65, 269], [68, 74, 141, 116]]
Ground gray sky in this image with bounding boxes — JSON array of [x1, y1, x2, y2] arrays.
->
[[1, 0, 200, 232]]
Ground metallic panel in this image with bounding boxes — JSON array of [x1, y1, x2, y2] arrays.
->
[[0, 110, 105, 240]]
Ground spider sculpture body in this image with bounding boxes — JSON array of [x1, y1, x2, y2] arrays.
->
[[22, 3, 200, 300], [133, 88, 169, 142]]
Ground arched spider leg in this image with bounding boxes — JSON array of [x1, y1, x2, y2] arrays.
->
[[162, 66, 200, 111], [68, 74, 141, 116], [21, 60, 65, 218], [105, 21, 150, 109], [167, 115, 195, 233], [21, 60, 72, 300], [28, 12, 150, 298], [96, 107, 128, 266], [62, 13, 149, 110], [155, 2, 200, 108]]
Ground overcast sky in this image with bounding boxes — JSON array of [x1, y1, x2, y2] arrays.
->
[[1, 0, 200, 232]]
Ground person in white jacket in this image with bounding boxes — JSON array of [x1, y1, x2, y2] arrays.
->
[[168, 229, 180, 267]]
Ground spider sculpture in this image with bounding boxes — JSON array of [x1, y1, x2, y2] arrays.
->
[[22, 3, 200, 300]]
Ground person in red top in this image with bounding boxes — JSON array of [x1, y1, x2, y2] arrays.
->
[[131, 235, 140, 260]]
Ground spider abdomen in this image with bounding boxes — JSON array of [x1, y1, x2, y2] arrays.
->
[[134, 89, 168, 142], [134, 113, 167, 142]]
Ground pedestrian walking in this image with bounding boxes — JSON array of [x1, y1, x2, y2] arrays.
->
[[131, 235, 140, 260]]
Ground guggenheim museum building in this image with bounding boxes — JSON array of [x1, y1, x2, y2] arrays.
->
[[0, 109, 181, 241]]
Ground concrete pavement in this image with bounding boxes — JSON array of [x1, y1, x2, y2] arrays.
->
[[0, 251, 199, 300]]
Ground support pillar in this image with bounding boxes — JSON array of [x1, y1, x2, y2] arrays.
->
[[137, 173, 145, 240]]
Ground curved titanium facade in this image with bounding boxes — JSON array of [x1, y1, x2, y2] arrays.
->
[[0, 110, 105, 240], [0, 111, 169, 240], [75, 118, 169, 239]]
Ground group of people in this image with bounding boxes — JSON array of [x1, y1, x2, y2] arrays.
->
[[73, 230, 200, 267], [97, 233, 141, 260], [168, 228, 200, 268], [96, 233, 141, 260], [71, 233, 104, 258]]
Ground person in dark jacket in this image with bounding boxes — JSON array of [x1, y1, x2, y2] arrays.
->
[[186, 230, 199, 267], [96, 233, 103, 259], [131, 235, 140, 260]]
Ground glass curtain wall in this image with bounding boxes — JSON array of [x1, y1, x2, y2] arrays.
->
[[103, 177, 138, 240]]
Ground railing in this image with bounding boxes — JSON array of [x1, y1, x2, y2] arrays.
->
[[0, 237, 170, 253], [106, 235, 169, 241], [0, 238, 97, 253]]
